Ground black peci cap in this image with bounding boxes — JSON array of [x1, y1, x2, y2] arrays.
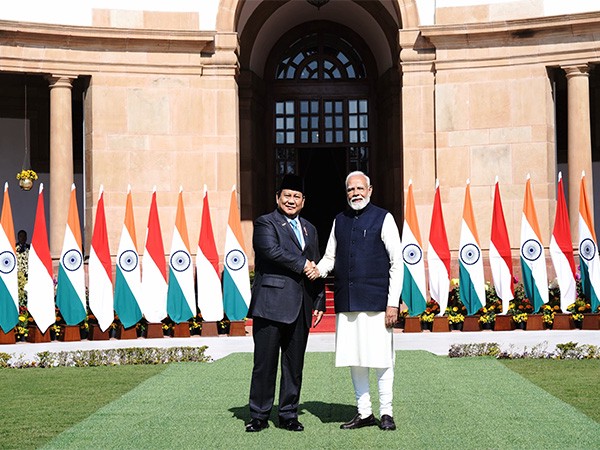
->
[[278, 174, 304, 194]]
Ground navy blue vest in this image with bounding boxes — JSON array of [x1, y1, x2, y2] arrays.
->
[[333, 203, 390, 312]]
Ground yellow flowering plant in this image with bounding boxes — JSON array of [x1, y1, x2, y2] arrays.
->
[[541, 304, 555, 325], [445, 278, 467, 323], [16, 169, 38, 180], [420, 299, 440, 323]]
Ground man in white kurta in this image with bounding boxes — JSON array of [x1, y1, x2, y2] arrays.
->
[[308, 171, 402, 431]]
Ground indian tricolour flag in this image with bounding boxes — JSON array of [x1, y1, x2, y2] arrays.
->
[[578, 171, 600, 313], [56, 184, 86, 325], [88, 186, 114, 331], [114, 185, 143, 328], [520, 174, 548, 312], [0, 182, 18, 333], [401, 180, 427, 316], [166, 188, 195, 323], [427, 180, 451, 313], [549, 172, 576, 311], [222, 186, 251, 321], [196, 185, 223, 321], [489, 177, 514, 314], [140, 187, 168, 323], [458, 180, 485, 316], [25, 184, 54, 333]]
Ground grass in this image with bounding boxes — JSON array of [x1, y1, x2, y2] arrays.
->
[[0, 365, 167, 449], [500, 358, 600, 423], [0, 352, 599, 449]]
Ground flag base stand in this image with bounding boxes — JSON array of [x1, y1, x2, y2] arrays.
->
[[462, 316, 480, 332], [526, 314, 543, 330], [0, 329, 15, 344], [583, 313, 599, 330], [229, 320, 246, 336], [59, 325, 81, 342], [146, 323, 164, 339], [201, 321, 219, 336], [27, 325, 51, 343], [432, 316, 449, 332], [402, 317, 421, 333], [120, 325, 138, 339], [89, 324, 110, 340], [173, 322, 191, 337], [495, 315, 514, 331], [553, 313, 573, 330]]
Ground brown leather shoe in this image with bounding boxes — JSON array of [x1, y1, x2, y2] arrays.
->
[[379, 414, 396, 430], [245, 418, 269, 432], [340, 413, 377, 430]]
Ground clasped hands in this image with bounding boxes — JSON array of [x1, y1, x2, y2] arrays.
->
[[303, 260, 320, 281]]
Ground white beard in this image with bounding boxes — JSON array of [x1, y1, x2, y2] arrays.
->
[[348, 196, 370, 211]]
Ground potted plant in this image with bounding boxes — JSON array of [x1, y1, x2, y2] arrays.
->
[[16, 169, 38, 191], [419, 300, 439, 331], [445, 279, 466, 330], [567, 298, 591, 329], [541, 304, 555, 329], [479, 283, 501, 330]]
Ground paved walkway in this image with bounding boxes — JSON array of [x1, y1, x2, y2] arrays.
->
[[2, 329, 599, 363]]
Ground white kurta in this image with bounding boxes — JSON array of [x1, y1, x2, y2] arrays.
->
[[317, 211, 403, 368]]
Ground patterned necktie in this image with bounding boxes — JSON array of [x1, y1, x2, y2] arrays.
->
[[290, 219, 304, 249]]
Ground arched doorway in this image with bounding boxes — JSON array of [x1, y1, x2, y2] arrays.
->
[[265, 22, 378, 250]]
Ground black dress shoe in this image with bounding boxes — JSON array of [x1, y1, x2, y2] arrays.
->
[[279, 418, 304, 432], [245, 418, 269, 432], [379, 414, 396, 430], [340, 413, 377, 430]]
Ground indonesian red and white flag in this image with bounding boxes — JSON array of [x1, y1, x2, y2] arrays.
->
[[520, 175, 548, 312], [166, 188, 195, 323], [88, 186, 114, 331], [222, 186, 251, 321], [401, 180, 427, 316], [578, 171, 600, 313], [427, 180, 451, 313], [140, 187, 168, 323], [549, 172, 576, 311], [25, 184, 55, 333], [196, 185, 223, 321], [56, 184, 86, 325], [490, 177, 514, 314], [458, 180, 486, 316], [0, 183, 18, 333]]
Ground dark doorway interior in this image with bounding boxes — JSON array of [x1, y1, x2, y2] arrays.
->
[[298, 147, 347, 254]]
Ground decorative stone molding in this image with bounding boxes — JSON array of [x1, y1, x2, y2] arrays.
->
[[202, 32, 240, 77]]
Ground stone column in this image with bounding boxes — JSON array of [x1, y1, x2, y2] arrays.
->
[[48, 75, 75, 257], [564, 64, 593, 242]]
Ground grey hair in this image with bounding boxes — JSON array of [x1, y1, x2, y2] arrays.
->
[[345, 171, 370, 188]]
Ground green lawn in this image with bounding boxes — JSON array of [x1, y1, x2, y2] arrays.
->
[[0, 352, 598, 449]]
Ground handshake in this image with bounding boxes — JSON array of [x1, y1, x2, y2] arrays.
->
[[303, 260, 320, 281]]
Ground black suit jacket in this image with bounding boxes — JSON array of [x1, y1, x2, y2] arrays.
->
[[249, 209, 325, 325]]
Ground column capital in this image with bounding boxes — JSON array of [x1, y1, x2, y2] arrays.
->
[[562, 64, 591, 79], [46, 75, 77, 89]]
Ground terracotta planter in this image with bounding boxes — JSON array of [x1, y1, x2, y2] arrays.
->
[[229, 320, 247, 336], [173, 322, 191, 338], [526, 314, 544, 330], [462, 315, 481, 332], [553, 313, 573, 330], [582, 313, 600, 330], [201, 321, 219, 336], [495, 315, 514, 331], [26, 325, 51, 343], [402, 317, 421, 333], [432, 316, 449, 332]]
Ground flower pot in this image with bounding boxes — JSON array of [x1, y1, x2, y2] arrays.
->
[[420, 321, 433, 332], [145, 323, 164, 339], [59, 325, 81, 342], [173, 322, 191, 338], [432, 316, 449, 332], [495, 315, 514, 331], [450, 322, 463, 331], [480, 322, 495, 331], [229, 320, 247, 336], [514, 321, 527, 330], [200, 321, 219, 336], [402, 317, 421, 333], [574, 320, 583, 330], [553, 313, 573, 330], [526, 314, 544, 330], [462, 316, 481, 332], [89, 323, 110, 340], [19, 178, 34, 191], [120, 325, 138, 340], [582, 313, 600, 330]]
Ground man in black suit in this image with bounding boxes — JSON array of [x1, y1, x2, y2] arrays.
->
[[245, 174, 325, 433]]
